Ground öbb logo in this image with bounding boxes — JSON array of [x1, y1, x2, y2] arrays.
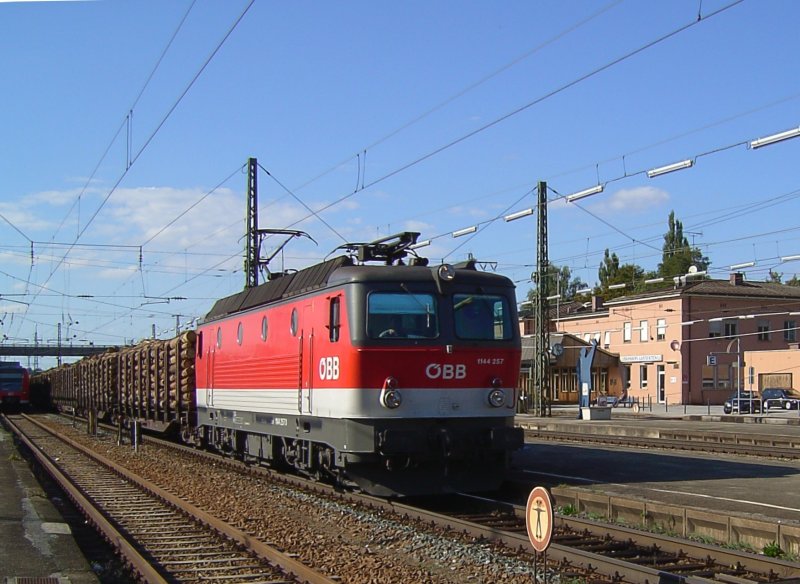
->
[[425, 363, 467, 380]]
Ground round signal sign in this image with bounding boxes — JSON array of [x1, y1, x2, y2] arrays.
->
[[525, 486, 554, 552]]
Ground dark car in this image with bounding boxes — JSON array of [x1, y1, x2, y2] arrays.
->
[[723, 390, 762, 414], [760, 388, 800, 410]]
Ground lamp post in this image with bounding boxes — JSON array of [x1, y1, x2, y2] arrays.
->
[[726, 336, 749, 414], [712, 337, 746, 412]]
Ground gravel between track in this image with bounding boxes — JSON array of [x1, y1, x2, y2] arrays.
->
[[43, 419, 546, 584]]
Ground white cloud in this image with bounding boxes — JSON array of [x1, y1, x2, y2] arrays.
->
[[603, 186, 669, 213], [403, 220, 434, 233]]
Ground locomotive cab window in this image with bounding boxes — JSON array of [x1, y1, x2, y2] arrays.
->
[[329, 297, 341, 342], [454, 294, 512, 341], [368, 292, 438, 339]]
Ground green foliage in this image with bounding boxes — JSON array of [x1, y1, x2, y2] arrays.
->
[[765, 271, 783, 283], [597, 249, 643, 299], [687, 533, 720, 545], [763, 541, 784, 558], [657, 210, 709, 278], [526, 264, 588, 305], [558, 504, 578, 516], [785, 274, 800, 287]]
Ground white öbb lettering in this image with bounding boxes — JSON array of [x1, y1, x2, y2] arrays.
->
[[319, 356, 340, 380], [425, 363, 467, 380]]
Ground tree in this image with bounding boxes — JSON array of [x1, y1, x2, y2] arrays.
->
[[786, 274, 800, 287], [597, 249, 644, 299], [526, 264, 588, 304], [766, 271, 783, 284], [657, 211, 709, 278]]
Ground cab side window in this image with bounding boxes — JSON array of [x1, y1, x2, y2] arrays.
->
[[329, 297, 341, 342]]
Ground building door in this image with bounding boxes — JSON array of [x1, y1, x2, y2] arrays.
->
[[657, 364, 666, 403]]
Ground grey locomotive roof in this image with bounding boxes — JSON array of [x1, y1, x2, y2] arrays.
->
[[205, 256, 352, 320], [328, 264, 515, 287], [204, 257, 515, 321]]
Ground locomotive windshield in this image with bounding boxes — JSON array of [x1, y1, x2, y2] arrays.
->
[[454, 293, 512, 341], [368, 292, 438, 339]]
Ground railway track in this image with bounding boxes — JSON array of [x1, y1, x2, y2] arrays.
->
[[422, 494, 800, 584], [122, 418, 799, 583], [15, 412, 799, 583], [523, 428, 800, 459], [3, 414, 336, 584]]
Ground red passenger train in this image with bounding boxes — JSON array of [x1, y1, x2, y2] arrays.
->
[[193, 233, 523, 496], [0, 361, 30, 409]]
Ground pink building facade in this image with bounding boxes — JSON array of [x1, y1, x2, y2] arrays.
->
[[538, 274, 800, 405]]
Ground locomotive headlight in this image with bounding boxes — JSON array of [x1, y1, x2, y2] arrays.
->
[[381, 389, 403, 409], [380, 376, 402, 409], [488, 388, 506, 408]]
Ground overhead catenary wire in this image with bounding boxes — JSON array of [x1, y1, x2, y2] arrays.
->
[[4, 0, 770, 349], [11, 2, 256, 342], [281, 0, 625, 200], [277, 1, 745, 242]]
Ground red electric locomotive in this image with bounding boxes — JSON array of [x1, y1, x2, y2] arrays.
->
[[193, 233, 523, 496], [0, 361, 30, 410]]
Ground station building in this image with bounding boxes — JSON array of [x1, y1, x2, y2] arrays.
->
[[520, 273, 800, 406]]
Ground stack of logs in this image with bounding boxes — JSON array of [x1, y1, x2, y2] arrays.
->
[[36, 330, 196, 423], [119, 330, 196, 421]]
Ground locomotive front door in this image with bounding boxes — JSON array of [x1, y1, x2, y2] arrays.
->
[[299, 305, 314, 414], [206, 346, 215, 407]]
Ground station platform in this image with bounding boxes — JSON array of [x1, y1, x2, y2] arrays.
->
[[512, 404, 800, 528], [515, 403, 800, 442], [0, 425, 99, 584]]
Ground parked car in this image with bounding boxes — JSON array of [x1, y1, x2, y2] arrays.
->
[[760, 388, 800, 410], [723, 390, 762, 414]]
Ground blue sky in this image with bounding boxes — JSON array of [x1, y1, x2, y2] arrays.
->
[[2, 0, 800, 366]]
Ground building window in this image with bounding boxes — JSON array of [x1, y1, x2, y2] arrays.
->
[[640, 364, 648, 389], [702, 365, 715, 388], [603, 330, 611, 348], [718, 365, 731, 389], [785, 320, 797, 342], [623, 364, 631, 390], [724, 320, 738, 339], [639, 320, 649, 342], [757, 319, 770, 342], [623, 321, 632, 343], [656, 318, 666, 341], [709, 321, 722, 338]]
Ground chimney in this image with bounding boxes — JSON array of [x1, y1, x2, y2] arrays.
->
[[730, 272, 744, 286], [591, 295, 604, 312]]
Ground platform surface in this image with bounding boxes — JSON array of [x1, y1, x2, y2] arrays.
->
[[514, 405, 800, 525], [0, 426, 99, 584]]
